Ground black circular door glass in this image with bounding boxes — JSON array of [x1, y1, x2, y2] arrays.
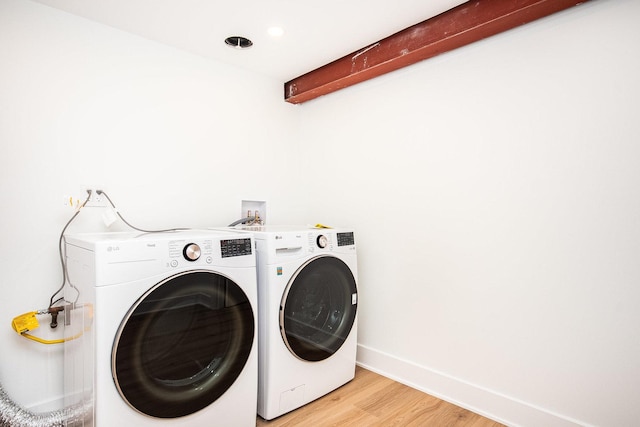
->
[[280, 256, 357, 362], [113, 270, 255, 418]]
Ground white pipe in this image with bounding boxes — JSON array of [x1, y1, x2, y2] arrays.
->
[[0, 382, 91, 427]]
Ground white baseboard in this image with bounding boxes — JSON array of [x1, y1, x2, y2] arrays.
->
[[356, 344, 586, 427]]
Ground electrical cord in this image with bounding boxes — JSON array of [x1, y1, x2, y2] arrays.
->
[[48, 190, 92, 309], [49, 189, 187, 310], [10, 189, 92, 343], [97, 190, 189, 233], [16, 188, 188, 345]]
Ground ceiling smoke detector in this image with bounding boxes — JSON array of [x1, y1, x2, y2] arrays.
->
[[225, 36, 253, 49]]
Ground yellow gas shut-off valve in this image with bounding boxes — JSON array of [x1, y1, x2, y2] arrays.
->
[[11, 309, 65, 345]]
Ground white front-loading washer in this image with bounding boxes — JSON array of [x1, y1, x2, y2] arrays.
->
[[63, 230, 257, 426], [228, 226, 358, 420]]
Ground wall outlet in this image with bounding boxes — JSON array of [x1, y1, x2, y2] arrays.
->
[[85, 189, 107, 207], [87, 190, 107, 206], [64, 189, 108, 208]]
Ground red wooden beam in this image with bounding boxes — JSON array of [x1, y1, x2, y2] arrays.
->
[[284, 0, 589, 104]]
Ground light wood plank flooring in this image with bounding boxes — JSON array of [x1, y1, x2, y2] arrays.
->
[[256, 366, 504, 426]]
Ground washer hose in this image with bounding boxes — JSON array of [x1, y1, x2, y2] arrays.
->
[[228, 216, 255, 227], [0, 381, 92, 427]]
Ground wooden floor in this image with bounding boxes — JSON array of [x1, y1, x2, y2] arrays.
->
[[256, 366, 504, 426]]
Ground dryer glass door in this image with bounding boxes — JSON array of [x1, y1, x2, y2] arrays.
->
[[280, 256, 358, 362], [112, 270, 254, 418]]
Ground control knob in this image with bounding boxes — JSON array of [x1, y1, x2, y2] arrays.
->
[[183, 243, 201, 261], [316, 235, 328, 249]]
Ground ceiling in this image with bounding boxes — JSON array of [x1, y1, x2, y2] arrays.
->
[[31, 0, 466, 82]]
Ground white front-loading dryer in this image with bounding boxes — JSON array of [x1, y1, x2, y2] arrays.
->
[[63, 230, 257, 426], [232, 226, 358, 420]]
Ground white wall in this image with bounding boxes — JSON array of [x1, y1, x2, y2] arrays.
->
[[297, 0, 640, 426], [0, 0, 300, 410], [2, 0, 639, 426]]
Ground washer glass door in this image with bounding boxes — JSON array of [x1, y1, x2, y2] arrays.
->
[[112, 270, 254, 418], [280, 256, 358, 362]]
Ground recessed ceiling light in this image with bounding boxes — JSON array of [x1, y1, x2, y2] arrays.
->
[[267, 26, 284, 38], [224, 36, 253, 49]]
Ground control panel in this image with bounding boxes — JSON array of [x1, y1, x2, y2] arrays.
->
[[221, 238, 253, 258], [169, 239, 214, 266], [337, 232, 355, 247], [305, 231, 356, 251]]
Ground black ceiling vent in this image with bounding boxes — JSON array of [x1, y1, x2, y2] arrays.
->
[[224, 36, 253, 49]]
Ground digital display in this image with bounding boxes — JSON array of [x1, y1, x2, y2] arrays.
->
[[220, 238, 252, 258], [336, 232, 355, 247]]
